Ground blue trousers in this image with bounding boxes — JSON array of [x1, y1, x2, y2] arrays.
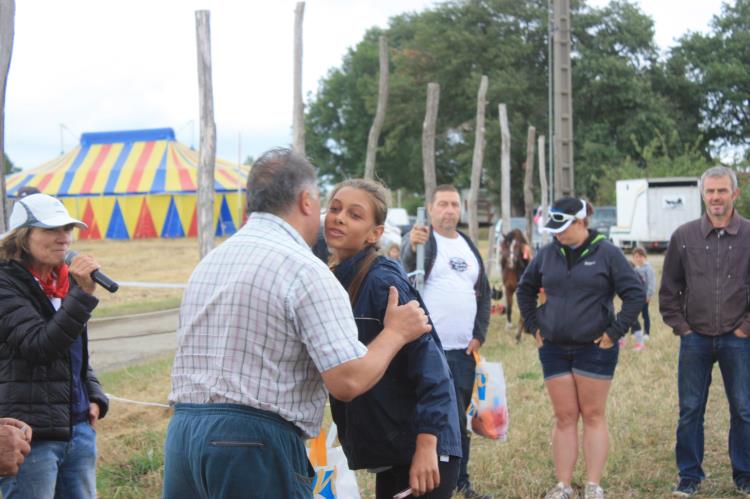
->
[[0, 422, 97, 499], [676, 332, 750, 485], [444, 349, 476, 491], [162, 403, 315, 499]]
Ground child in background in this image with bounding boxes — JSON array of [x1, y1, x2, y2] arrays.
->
[[630, 246, 655, 350]]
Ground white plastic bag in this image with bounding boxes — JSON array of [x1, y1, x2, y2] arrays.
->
[[308, 423, 361, 499], [469, 352, 509, 441]]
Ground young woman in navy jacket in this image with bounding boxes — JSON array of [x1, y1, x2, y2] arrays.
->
[[324, 179, 462, 499]]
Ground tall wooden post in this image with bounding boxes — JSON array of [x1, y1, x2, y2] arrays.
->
[[195, 10, 216, 258], [421, 83, 439, 205], [467, 75, 488, 245], [292, 2, 305, 155], [552, 0, 574, 197], [538, 135, 550, 244], [0, 0, 14, 231], [523, 126, 536, 246], [364, 36, 389, 180], [498, 104, 511, 234]]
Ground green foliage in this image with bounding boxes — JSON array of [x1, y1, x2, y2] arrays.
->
[[305, 0, 746, 209], [3, 152, 17, 175], [668, 0, 750, 153]]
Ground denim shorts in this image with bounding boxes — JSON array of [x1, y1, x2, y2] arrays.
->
[[538, 340, 619, 381]]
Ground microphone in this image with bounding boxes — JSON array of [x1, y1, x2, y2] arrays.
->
[[64, 251, 119, 293]]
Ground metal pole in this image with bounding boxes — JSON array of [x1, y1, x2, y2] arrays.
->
[[415, 206, 425, 292]]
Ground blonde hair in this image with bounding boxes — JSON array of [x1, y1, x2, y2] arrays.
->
[[0, 227, 33, 263]]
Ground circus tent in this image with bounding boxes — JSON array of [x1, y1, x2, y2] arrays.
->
[[6, 128, 249, 240]]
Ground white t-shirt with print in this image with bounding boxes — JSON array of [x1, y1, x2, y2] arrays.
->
[[422, 231, 479, 350]]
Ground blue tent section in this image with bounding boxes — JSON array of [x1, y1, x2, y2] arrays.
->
[[161, 197, 185, 238], [215, 196, 237, 236], [106, 200, 129, 240]]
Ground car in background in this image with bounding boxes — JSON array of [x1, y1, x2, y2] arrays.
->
[[386, 207, 413, 235], [590, 205, 617, 239]]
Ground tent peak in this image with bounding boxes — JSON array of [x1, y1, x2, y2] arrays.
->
[[80, 128, 176, 146]]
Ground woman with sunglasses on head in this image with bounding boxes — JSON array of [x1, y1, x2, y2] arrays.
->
[[516, 197, 644, 499], [324, 179, 462, 499], [0, 194, 108, 499]]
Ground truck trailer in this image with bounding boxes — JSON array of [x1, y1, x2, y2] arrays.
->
[[609, 177, 701, 251]]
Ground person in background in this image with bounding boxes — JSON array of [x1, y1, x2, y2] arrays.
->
[[324, 179, 461, 498], [0, 193, 109, 499], [0, 418, 32, 477], [659, 166, 750, 498], [401, 185, 492, 499], [517, 197, 644, 499], [386, 242, 401, 261], [627, 246, 655, 351], [163, 149, 431, 499]]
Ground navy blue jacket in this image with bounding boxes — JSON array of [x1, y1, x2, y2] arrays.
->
[[516, 232, 645, 344], [330, 250, 462, 469]]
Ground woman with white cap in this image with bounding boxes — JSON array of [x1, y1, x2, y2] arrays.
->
[[516, 197, 645, 499], [0, 193, 109, 499]]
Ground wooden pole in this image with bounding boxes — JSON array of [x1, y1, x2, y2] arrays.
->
[[195, 10, 216, 258], [498, 104, 511, 234], [538, 134, 550, 245], [552, 0, 574, 197], [467, 75, 488, 245], [421, 83, 439, 205], [0, 0, 14, 231], [364, 36, 389, 180], [292, 2, 305, 155], [523, 126, 536, 246]]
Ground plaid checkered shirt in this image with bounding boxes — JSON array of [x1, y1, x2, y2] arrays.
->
[[169, 212, 367, 437]]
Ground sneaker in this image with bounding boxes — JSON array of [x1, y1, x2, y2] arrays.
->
[[544, 482, 574, 499], [672, 478, 700, 497], [458, 485, 493, 499], [632, 343, 645, 351], [643, 334, 650, 342], [584, 483, 605, 499], [736, 478, 750, 497]]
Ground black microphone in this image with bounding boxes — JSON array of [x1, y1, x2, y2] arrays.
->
[[64, 251, 119, 293]]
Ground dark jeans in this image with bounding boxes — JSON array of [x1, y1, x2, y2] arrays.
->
[[162, 403, 314, 499], [676, 332, 750, 484], [444, 349, 476, 491], [375, 456, 460, 499], [630, 302, 651, 335]]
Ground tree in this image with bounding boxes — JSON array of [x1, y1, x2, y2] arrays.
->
[[667, 0, 749, 156], [304, 0, 728, 207], [3, 152, 15, 174]]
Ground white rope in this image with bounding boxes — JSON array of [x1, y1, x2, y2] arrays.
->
[[118, 281, 186, 289], [105, 393, 170, 408]]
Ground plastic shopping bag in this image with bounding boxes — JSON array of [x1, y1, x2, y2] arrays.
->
[[307, 423, 361, 499], [468, 351, 509, 441]]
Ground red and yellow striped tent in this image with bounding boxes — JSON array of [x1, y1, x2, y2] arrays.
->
[[6, 128, 249, 239]]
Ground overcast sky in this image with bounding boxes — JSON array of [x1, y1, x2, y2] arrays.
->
[[4, 0, 728, 170]]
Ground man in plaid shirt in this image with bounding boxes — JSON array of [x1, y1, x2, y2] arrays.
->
[[163, 148, 431, 499]]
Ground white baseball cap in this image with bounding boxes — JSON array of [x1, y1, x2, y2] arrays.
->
[[6, 194, 87, 234]]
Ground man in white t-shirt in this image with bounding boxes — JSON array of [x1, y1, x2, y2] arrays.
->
[[402, 185, 492, 499]]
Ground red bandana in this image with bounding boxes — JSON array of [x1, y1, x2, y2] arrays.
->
[[28, 264, 70, 299]]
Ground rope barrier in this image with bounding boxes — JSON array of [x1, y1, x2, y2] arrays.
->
[[105, 393, 170, 409]]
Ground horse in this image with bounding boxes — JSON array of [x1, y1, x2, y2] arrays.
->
[[500, 228, 532, 342]]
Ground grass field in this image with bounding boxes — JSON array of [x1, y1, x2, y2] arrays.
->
[[87, 238, 738, 498]]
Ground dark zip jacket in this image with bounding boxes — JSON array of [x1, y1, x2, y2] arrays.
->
[[516, 231, 645, 344], [659, 210, 750, 336], [401, 228, 491, 345], [0, 260, 109, 441], [330, 250, 462, 469]]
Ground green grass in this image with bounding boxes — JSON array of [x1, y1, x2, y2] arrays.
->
[[92, 296, 182, 318], [94, 256, 738, 498]]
